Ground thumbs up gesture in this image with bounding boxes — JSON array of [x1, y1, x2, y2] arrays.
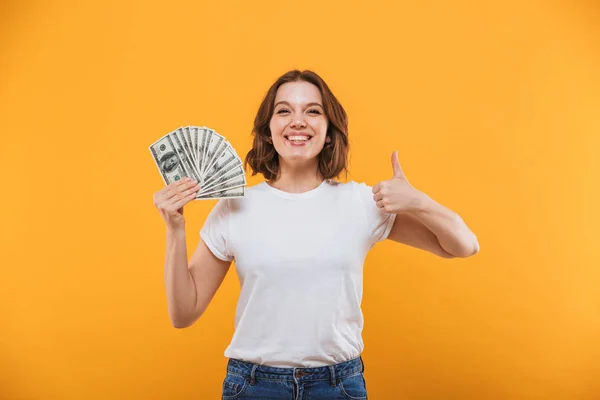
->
[[372, 151, 425, 214]]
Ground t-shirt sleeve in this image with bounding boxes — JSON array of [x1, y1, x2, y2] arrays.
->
[[200, 199, 234, 262], [353, 181, 397, 247]]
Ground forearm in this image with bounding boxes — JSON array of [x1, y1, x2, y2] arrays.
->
[[164, 227, 198, 327], [408, 192, 480, 257]]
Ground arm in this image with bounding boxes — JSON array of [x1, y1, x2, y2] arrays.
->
[[164, 227, 232, 328], [154, 178, 232, 329], [386, 192, 480, 258], [374, 151, 480, 259]]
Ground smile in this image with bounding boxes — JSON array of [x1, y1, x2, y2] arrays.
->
[[284, 134, 312, 143]]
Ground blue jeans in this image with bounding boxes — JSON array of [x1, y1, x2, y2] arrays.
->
[[221, 355, 368, 399]]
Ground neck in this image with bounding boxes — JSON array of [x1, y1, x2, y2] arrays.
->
[[268, 159, 324, 193]]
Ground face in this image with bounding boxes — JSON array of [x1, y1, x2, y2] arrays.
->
[[269, 81, 329, 167]]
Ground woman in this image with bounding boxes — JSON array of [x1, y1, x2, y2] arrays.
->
[[153, 70, 479, 399]]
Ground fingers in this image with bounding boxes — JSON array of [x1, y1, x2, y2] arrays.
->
[[154, 177, 201, 208], [373, 192, 383, 202], [156, 177, 199, 202], [179, 182, 201, 198], [170, 191, 198, 211], [158, 189, 198, 213], [164, 177, 199, 199], [154, 179, 187, 203], [376, 200, 385, 209], [157, 176, 192, 195]]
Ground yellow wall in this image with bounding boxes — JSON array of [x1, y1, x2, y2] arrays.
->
[[1, 1, 599, 399]]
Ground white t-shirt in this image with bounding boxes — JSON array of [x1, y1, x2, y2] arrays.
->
[[200, 179, 396, 367]]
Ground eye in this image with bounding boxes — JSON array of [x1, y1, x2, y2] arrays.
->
[[308, 109, 321, 115], [276, 108, 290, 114]]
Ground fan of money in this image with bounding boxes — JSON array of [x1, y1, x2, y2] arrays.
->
[[149, 126, 245, 199]]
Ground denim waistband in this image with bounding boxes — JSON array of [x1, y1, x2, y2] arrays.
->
[[226, 355, 365, 387]]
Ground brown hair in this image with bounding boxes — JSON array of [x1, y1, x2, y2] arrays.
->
[[244, 70, 349, 181]]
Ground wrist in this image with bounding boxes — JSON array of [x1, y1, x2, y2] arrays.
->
[[166, 225, 186, 239], [407, 190, 431, 216]]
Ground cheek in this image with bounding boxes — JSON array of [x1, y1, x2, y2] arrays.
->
[[311, 118, 328, 135], [269, 117, 286, 134]]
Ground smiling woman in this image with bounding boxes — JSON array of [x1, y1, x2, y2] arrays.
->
[[153, 69, 478, 400], [245, 70, 349, 183]]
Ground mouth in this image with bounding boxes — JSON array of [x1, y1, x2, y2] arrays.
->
[[284, 134, 312, 144]]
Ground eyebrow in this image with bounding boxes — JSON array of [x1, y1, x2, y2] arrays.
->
[[274, 101, 323, 109]]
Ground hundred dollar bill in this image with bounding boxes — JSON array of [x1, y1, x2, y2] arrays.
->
[[198, 168, 246, 195], [198, 127, 211, 181], [170, 130, 200, 182], [182, 126, 196, 168], [206, 142, 240, 179], [200, 164, 246, 194], [197, 185, 244, 199], [180, 127, 200, 177], [150, 125, 246, 199], [176, 127, 201, 179], [202, 140, 227, 179], [148, 133, 190, 185], [202, 156, 243, 188], [202, 129, 225, 179], [190, 126, 202, 173], [186, 125, 200, 172]]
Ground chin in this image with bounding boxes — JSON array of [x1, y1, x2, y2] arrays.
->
[[279, 152, 319, 164]]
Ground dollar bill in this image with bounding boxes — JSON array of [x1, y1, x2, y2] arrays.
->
[[197, 185, 244, 199], [198, 127, 211, 182], [202, 156, 243, 188], [202, 140, 229, 179], [150, 125, 246, 200], [148, 133, 190, 185], [207, 142, 241, 179], [190, 126, 201, 173], [171, 130, 200, 182], [182, 126, 196, 168], [176, 127, 200, 178], [202, 130, 225, 180], [201, 160, 244, 190], [199, 167, 246, 195]]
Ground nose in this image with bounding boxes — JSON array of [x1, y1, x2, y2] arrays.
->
[[290, 117, 306, 129]]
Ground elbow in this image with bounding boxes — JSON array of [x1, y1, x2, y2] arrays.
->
[[469, 236, 481, 256], [171, 319, 192, 329], [169, 312, 201, 329], [437, 236, 479, 259], [456, 237, 480, 258], [472, 240, 480, 255]]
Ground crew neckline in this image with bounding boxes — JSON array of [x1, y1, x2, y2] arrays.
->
[[262, 179, 329, 200]]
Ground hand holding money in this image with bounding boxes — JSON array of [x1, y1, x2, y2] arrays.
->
[[153, 177, 201, 230], [149, 125, 246, 200]]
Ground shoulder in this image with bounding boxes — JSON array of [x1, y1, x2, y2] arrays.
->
[[246, 181, 268, 191], [223, 181, 267, 212]]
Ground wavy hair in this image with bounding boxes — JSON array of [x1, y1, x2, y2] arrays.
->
[[244, 70, 349, 181]]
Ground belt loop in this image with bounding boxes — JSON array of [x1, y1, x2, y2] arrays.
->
[[360, 356, 365, 373], [249, 364, 258, 385], [329, 365, 336, 387]]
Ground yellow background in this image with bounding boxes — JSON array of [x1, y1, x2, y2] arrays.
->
[[1, 1, 599, 399]]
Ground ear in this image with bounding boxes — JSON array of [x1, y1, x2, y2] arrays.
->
[[325, 136, 331, 143]]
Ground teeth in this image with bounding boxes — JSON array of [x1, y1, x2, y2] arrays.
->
[[287, 136, 309, 141]]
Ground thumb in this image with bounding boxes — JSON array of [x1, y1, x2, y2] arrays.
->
[[391, 150, 404, 178]]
